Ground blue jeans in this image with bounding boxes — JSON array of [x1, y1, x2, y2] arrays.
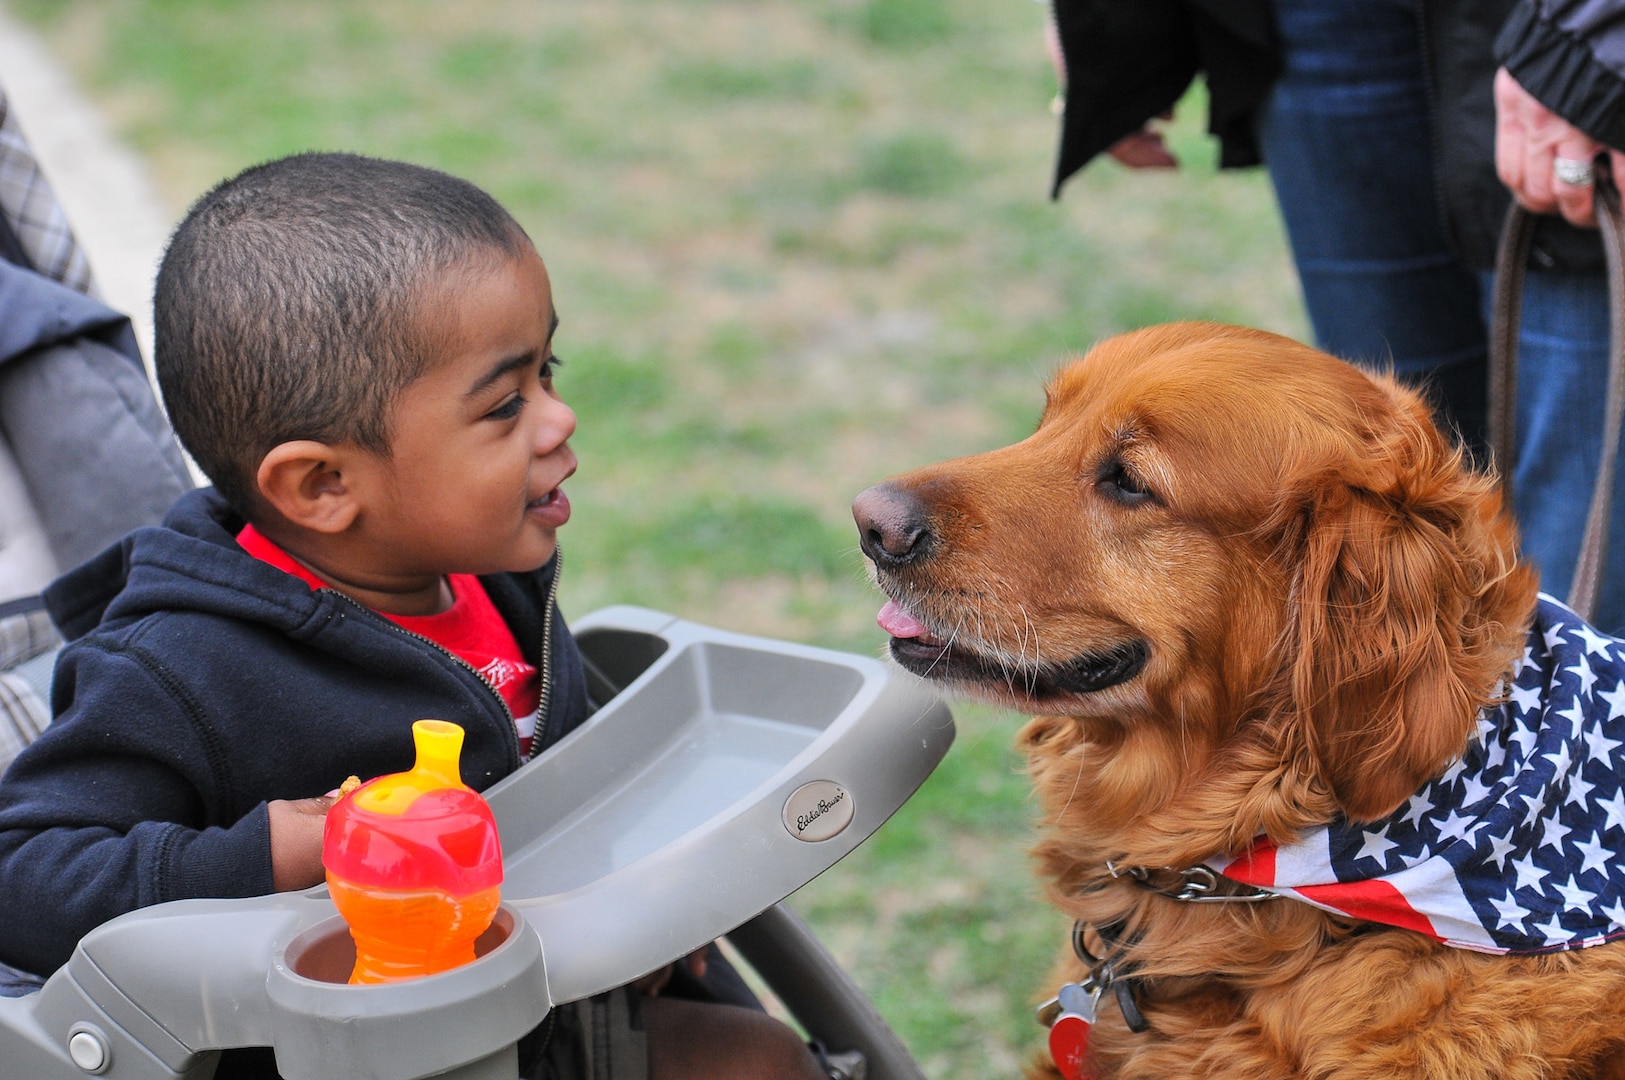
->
[[1492, 269, 1622, 631], [1256, 0, 1621, 632]]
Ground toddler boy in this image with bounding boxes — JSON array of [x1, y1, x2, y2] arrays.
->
[[0, 152, 825, 1080]]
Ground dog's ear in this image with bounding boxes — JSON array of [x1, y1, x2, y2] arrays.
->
[[1281, 383, 1535, 822]]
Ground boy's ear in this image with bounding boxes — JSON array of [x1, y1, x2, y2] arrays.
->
[[255, 441, 365, 535]]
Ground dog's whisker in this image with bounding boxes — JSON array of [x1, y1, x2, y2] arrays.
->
[[1054, 737, 1087, 823], [1020, 603, 1042, 695]]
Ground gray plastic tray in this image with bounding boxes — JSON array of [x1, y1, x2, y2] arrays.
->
[[0, 607, 953, 1080]]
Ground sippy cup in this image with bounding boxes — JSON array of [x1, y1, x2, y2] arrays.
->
[[323, 719, 504, 984]]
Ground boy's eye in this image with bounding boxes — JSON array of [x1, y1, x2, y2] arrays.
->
[[541, 354, 562, 381], [486, 394, 527, 421]]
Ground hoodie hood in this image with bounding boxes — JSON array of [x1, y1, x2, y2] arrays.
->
[[43, 488, 321, 642]]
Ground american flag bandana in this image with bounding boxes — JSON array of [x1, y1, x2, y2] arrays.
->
[[1211, 594, 1625, 955]]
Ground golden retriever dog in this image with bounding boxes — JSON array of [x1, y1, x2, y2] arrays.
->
[[852, 323, 1625, 1079]]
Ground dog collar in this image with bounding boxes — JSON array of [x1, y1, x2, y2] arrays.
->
[[1105, 860, 1278, 904]]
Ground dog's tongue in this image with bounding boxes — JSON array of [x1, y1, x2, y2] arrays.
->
[[877, 600, 929, 639]]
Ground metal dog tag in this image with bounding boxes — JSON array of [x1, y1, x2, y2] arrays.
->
[[1046, 981, 1101, 1080]]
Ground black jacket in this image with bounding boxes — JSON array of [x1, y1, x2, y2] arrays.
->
[[1051, 0, 1625, 271], [1050, 0, 1277, 192], [0, 488, 591, 978]]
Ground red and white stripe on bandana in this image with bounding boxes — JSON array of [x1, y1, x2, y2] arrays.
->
[[1209, 594, 1625, 956]]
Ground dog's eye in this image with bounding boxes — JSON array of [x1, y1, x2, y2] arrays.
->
[[1098, 460, 1154, 506]]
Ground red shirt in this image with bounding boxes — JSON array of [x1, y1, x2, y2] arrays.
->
[[237, 525, 540, 755]]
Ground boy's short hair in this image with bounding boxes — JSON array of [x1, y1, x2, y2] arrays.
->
[[154, 152, 531, 514]]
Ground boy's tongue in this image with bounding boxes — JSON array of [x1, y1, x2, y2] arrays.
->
[[877, 600, 929, 639]]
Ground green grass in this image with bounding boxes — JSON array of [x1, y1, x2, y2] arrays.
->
[[17, 1, 1307, 1073]]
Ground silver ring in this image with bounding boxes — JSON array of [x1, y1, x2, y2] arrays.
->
[[1554, 156, 1596, 186]]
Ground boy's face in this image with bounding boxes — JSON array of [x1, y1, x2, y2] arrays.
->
[[361, 245, 575, 579]]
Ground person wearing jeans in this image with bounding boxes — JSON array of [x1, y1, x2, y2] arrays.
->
[[1049, 0, 1625, 632]]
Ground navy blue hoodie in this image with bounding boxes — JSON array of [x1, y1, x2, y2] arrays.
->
[[0, 488, 591, 978]]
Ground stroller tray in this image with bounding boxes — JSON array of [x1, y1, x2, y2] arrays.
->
[[0, 607, 953, 1080]]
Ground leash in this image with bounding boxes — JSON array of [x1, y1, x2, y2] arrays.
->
[[1488, 165, 1625, 624]]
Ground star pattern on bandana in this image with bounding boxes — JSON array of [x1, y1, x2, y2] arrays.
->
[[1319, 595, 1625, 953]]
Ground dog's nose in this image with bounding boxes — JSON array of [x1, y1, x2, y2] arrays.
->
[[853, 482, 933, 566]]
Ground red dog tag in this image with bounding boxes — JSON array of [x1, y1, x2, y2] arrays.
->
[[1049, 1012, 1092, 1080]]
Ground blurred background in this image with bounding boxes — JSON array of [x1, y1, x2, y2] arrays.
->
[[4, 0, 1307, 1074]]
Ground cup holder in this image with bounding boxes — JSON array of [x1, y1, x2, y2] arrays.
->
[[265, 904, 545, 1080], [284, 907, 518, 985]]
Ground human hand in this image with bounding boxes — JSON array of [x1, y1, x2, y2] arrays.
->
[[1108, 120, 1179, 169], [268, 794, 339, 892], [1041, 9, 1175, 170], [1494, 67, 1625, 228], [631, 946, 711, 997]]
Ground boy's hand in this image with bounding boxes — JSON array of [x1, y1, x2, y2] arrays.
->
[[632, 946, 711, 996], [268, 795, 338, 891]]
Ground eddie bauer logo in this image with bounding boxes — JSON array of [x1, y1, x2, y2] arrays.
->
[[781, 780, 853, 843]]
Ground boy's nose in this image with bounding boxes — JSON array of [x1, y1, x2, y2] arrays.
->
[[536, 396, 576, 452]]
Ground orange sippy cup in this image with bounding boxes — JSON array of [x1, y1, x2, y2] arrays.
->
[[323, 719, 504, 984]]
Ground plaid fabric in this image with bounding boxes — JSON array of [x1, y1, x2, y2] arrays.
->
[[0, 87, 124, 1000], [0, 606, 57, 669], [0, 611, 54, 989], [0, 87, 94, 294], [0, 87, 92, 774], [0, 662, 51, 764], [0, 609, 57, 776]]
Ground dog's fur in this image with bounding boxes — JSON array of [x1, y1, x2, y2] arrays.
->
[[853, 323, 1625, 1079]]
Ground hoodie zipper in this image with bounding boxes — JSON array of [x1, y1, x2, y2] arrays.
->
[[320, 550, 560, 768], [531, 550, 560, 763]]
